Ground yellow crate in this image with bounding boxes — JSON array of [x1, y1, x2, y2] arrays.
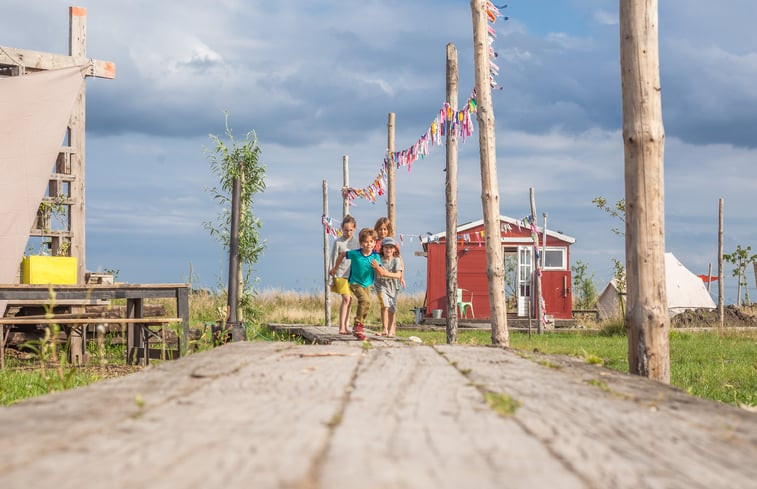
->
[[22, 256, 78, 285]]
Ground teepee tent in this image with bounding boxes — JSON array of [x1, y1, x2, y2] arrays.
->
[[597, 253, 715, 319], [665, 252, 716, 314]]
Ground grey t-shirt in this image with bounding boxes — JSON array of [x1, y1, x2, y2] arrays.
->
[[330, 235, 359, 278], [375, 256, 403, 297]]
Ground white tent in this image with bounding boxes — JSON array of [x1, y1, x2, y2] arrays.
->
[[596, 253, 716, 319]]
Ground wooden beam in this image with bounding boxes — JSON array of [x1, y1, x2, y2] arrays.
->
[[0, 47, 115, 79]]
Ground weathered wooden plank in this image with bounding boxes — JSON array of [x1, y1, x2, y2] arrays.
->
[[437, 345, 757, 489], [0, 341, 362, 488], [0, 47, 116, 79], [2, 341, 754, 488], [318, 345, 584, 488], [0, 317, 182, 325]]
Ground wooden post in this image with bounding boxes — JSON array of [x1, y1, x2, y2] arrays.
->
[[706, 263, 712, 293], [470, 0, 508, 346], [387, 113, 396, 231], [529, 188, 542, 334], [542, 212, 548, 327], [620, 0, 670, 382], [718, 198, 724, 328], [445, 43, 459, 344], [227, 176, 241, 326], [323, 180, 331, 327], [342, 155, 350, 220], [69, 6, 87, 282]]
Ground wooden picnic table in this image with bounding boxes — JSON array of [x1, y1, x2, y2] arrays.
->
[[0, 283, 190, 365], [0, 335, 755, 488]]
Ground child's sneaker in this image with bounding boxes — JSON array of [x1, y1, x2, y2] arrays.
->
[[353, 322, 365, 340]]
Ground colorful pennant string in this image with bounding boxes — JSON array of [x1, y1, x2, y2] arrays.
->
[[340, 1, 506, 205]]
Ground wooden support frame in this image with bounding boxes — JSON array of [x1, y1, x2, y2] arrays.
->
[[0, 6, 115, 283]]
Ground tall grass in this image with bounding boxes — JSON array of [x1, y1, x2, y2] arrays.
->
[[254, 288, 425, 327]]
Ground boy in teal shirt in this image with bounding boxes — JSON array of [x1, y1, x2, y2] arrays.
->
[[329, 227, 381, 340]]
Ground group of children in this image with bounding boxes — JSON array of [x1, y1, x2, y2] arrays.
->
[[328, 216, 405, 341]]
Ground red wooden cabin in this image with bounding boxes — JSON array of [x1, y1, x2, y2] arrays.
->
[[421, 215, 575, 320]]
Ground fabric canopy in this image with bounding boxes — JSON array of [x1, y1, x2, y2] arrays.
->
[[597, 253, 716, 319], [0, 65, 86, 316]]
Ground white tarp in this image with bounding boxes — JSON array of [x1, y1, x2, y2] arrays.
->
[[0, 66, 86, 316], [665, 252, 716, 314], [597, 253, 716, 319]]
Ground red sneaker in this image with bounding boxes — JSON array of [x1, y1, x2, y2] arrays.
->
[[353, 322, 365, 340]]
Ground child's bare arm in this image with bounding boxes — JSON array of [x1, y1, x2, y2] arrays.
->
[[329, 251, 346, 276], [372, 259, 401, 278]]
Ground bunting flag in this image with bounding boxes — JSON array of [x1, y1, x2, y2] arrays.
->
[[341, 1, 506, 205], [321, 215, 420, 245]]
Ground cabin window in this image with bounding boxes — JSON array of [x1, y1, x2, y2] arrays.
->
[[543, 248, 566, 270]]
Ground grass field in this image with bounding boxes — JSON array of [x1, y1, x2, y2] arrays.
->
[[1, 290, 755, 408]]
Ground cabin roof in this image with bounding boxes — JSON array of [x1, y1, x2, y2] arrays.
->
[[422, 215, 576, 244]]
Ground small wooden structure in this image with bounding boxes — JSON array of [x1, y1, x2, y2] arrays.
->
[[422, 215, 575, 320], [0, 6, 115, 282]]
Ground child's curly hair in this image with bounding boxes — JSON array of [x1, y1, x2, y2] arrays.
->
[[374, 216, 393, 236]]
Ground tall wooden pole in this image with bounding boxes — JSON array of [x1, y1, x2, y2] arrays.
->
[[529, 189, 542, 334], [542, 212, 548, 325], [69, 7, 87, 282], [227, 176, 241, 326], [342, 155, 350, 219], [471, 0, 508, 346], [718, 198, 724, 328], [620, 0, 670, 382], [387, 113, 396, 231], [706, 263, 712, 293], [323, 180, 331, 326], [445, 43, 459, 344]]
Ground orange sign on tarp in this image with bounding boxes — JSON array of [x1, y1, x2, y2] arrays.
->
[[697, 274, 719, 283]]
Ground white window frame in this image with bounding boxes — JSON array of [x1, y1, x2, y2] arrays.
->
[[543, 247, 567, 270]]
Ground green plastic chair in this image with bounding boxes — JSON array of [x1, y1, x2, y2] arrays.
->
[[456, 288, 475, 318]]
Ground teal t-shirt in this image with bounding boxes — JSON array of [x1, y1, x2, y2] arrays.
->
[[346, 249, 380, 288]]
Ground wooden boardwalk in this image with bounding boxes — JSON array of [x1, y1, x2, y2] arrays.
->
[[1, 327, 755, 488]]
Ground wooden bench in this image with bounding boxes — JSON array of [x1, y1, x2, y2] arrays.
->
[[0, 316, 183, 367], [0, 283, 189, 367]]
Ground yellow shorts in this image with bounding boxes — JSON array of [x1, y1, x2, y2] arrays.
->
[[331, 277, 351, 295]]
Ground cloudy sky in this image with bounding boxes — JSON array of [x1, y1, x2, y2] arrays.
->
[[4, 0, 755, 303]]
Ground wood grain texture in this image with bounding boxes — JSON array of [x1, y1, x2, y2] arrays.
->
[[1, 341, 754, 489], [437, 345, 757, 489]]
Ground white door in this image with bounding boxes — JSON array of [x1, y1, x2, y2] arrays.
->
[[517, 245, 532, 316]]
